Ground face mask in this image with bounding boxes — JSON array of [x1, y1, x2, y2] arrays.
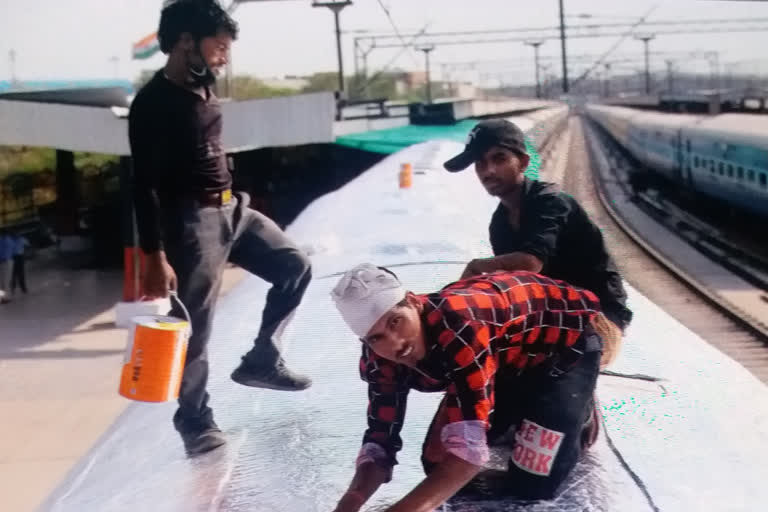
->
[[186, 42, 217, 88]]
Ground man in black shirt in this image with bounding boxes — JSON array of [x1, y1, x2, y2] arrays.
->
[[129, 0, 312, 455], [443, 119, 632, 367]]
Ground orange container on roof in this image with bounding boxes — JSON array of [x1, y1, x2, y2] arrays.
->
[[399, 163, 413, 189]]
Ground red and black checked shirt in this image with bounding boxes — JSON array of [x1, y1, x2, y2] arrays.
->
[[358, 270, 601, 470]]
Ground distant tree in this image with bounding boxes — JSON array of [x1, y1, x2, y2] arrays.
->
[[300, 72, 340, 93], [300, 71, 404, 101], [231, 75, 295, 100], [133, 71, 295, 100], [348, 73, 399, 101]]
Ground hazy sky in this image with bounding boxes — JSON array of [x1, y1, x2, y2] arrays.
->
[[1, 0, 767, 85]]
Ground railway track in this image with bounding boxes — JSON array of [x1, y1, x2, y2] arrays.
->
[[554, 115, 768, 384]]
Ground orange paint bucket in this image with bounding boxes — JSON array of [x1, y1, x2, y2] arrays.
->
[[119, 293, 191, 403]]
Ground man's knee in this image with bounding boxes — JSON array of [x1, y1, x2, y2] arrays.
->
[[282, 249, 312, 287], [504, 436, 582, 500], [295, 250, 312, 278]]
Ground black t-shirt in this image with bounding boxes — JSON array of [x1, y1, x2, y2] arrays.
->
[[128, 70, 232, 252], [489, 177, 633, 329]]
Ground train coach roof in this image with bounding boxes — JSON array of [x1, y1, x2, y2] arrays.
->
[[629, 111, 703, 129], [39, 139, 768, 512], [685, 114, 768, 150], [586, 105, 644, 120], [586, 105, 705, 129]]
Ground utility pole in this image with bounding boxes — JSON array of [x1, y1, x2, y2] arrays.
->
[[353, 37, 376, 82], [109, 56, 119, 79], [524, 40, 545, 98], [634, 33, 655, 94], [313, 0, 353, 94], [8, 49, 17, 85], [417, 44, 436, 104], [540, 63, 553, 98], [353, 38, 360, 79], [603, 62, 611, 97], [558, 0, 569, 94], [707, 51, 720, 90], [665, 59, 674, 93]]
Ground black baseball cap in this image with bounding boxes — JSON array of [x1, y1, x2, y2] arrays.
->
[[443, 119, 527, 172]]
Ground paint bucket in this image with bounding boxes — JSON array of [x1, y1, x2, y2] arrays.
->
[[399, 163, 413, 189], [118, 292, 191, 403]]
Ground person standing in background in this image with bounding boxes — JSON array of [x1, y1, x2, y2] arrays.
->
[[0, 230, 12, 304], [10, 233, 29, 295]]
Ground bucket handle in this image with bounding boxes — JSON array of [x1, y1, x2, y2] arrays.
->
[[138, 292, 193, 336], [169, 291, 193, 334]]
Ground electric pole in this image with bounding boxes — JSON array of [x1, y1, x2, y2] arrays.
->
[[313, 0, 353, 94], [665, 59, 674, 93], [524, 40, 545, 99], [417, 44, 436, 104], [9, 49, 17, 85], [707, 51, 720, 90], [634, 33, 655, 94], [109, 56, 119, 79], [558, 0, 569, 94]]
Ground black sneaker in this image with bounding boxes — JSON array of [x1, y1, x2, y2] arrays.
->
[[231, 357, 312, 391], [180, 425, 227, 455]]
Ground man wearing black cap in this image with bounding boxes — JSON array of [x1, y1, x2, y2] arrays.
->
[[444, 119, 632, 367]]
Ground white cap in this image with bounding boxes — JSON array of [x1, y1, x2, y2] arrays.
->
[[331, 263, 407, 338]]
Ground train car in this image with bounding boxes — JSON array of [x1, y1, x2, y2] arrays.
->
[[585, 105, 641, 148], [681, 114, 768, 217], [40, 138, 768, 512], [514, 104, 570, 148], [625, 111, 702, 181], [585, 104, 768, 218]]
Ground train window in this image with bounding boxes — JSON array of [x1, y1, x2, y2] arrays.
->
[[738, 167, 744, 180], [727, 165, 734, 178], [718, 162, 724, 175], [694, 156, 700, 167], [761, 173, 767, 188], [748, 170, 756, 181]]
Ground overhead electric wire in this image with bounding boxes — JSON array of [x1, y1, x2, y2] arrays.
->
[[354, 23, 432, 97], [570, 5, 659, 89], [375, 0, 420, 67]]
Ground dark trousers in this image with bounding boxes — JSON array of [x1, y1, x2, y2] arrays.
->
[[11, 255, 27, 293], [161, 192, 312, 433], [422, 348, 601, 501]]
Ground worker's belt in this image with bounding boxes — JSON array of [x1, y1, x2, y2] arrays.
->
[[196, 189, 232, 207]]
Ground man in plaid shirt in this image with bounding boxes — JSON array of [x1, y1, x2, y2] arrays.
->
[[331, 264, 604, 512]]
